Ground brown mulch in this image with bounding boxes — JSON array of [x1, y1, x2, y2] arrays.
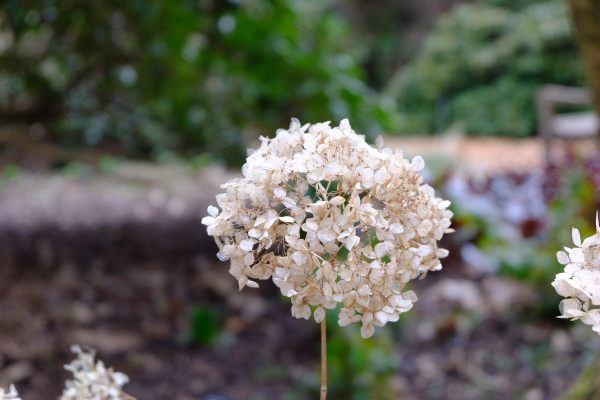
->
[[0, 249, 595, 400], [0, 163, 234, 268], [0, 256, 319, 400]]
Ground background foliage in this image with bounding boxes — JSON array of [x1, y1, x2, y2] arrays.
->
[[0, 0, 587, 165], [385, 0, 584, 137], [445, 151, 600, 315], [1, 0, 394, 166]]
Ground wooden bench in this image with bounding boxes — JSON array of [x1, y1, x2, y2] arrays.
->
[[536, 84, 599, 162]]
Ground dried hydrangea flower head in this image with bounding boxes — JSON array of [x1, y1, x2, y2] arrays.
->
[[203, 119, 453, 338], [0, 385, 21, 400], [60, 345, 131, 400], [552, 213, 600, 333]]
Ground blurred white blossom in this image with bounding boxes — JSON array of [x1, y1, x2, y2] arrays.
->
[[60, 345, 131, 400], [552, 214, 600, 334], [0, 385, 21, 400], [203, 118, 453, 337]]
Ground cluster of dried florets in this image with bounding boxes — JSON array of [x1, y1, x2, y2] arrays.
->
[[60, 346, 131, 400], [203, 119, 453, 337], [0, 385, 21, 400], [552, 216, 600, 334], [1, 346, 130, 400]]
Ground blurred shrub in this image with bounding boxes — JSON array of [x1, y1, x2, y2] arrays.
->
[[446, 153, 600, 315], [338, 0, 466, 90], [0, 0, 394, 165], [385, 0, 584, 136]]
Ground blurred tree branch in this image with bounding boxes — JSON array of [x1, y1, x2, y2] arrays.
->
[[567, 0, 600, 119]]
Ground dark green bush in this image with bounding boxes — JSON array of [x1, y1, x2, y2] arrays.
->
[[0, 0, 393, 165], [385, 0, 584, 136]]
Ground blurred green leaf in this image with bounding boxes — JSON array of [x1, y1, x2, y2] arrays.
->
[[189, 306, 219, 346]]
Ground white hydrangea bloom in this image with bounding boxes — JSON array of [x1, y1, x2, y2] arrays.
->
[[0, 385, 21, 400], [552, 214, 600, 334], [203, 119, 453, 338], [60, 346, 131, 400]]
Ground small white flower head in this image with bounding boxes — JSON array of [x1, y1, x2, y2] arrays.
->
[[552, 213, 600, 334], [0, 385, 21, 400], [203, 119, 453, 337], [60, 345, 131, 400]]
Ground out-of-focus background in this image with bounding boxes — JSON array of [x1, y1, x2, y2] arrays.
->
[[1, 0, 600, 399]]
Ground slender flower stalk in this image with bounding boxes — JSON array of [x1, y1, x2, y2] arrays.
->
[[320, 316, 327, 400]]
